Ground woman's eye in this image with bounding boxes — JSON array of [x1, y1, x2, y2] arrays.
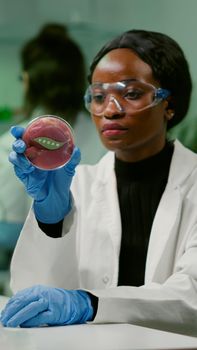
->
[[125, 89, 144, 100], [92, 93, 105, 104]]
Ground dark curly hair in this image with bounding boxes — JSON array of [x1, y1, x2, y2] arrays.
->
[[88, 29, 192, 129], [21, 23, 86, 123]]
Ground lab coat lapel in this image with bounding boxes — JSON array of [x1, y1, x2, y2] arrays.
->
[[90, 152, 121, 286], [145, 140, 197, 283], [145, 185, 181, 282]]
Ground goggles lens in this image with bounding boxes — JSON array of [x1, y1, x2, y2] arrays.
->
[[84, 80, 170, 116]]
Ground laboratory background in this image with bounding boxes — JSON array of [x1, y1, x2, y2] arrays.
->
[[0, 0, 197, 296]]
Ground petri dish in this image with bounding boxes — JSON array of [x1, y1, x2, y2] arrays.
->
[[22, 115, 75, 170]]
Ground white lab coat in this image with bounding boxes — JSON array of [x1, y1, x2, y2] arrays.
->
[[10, 140, 197, 336]]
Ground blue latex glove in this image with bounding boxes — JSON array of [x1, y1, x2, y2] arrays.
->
[[9, 126, 81, 223], [0, 285, 94, 327]]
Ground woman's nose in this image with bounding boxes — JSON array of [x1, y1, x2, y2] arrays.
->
[[104, 96, 124, 118]]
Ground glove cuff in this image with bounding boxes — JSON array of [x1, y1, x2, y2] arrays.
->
[[78, 290, 94, 323]]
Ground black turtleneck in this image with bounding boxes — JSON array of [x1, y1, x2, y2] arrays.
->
[[115, 141, 174, 287]]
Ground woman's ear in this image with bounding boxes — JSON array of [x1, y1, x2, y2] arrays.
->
[[165, 109, 175, 121], [164, 97, 175, 121]]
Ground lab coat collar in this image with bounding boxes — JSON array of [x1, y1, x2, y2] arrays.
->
[[95, 140, 197, 188], [168, 140, 197, 188]]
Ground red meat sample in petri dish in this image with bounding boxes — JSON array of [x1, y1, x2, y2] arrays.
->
[[22, 115, 74, 170]]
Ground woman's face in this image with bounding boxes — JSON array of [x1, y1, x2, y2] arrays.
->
[[91, 48, 171, 162]]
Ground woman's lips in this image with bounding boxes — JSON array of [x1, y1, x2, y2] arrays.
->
[[101, 123, 128, 137]]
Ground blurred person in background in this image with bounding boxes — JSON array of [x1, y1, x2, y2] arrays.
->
[[0, 23, 105, 294]]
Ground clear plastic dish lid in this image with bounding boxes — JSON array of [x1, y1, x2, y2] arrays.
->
[[22, 115, 75, 170]]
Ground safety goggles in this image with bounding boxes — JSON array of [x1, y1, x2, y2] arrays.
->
[[84, 79, 171, 116]]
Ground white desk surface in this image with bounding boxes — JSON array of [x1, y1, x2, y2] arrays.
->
[[0, 296, 197, 350]]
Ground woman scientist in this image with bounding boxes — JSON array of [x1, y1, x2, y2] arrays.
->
[[1, 29, 197, 336]]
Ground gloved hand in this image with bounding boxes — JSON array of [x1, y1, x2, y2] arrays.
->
[[0, 285, 94, 328], [9, 126, 81, 223]]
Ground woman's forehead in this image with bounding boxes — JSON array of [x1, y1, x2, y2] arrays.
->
[[92, 48, 154, 83]]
